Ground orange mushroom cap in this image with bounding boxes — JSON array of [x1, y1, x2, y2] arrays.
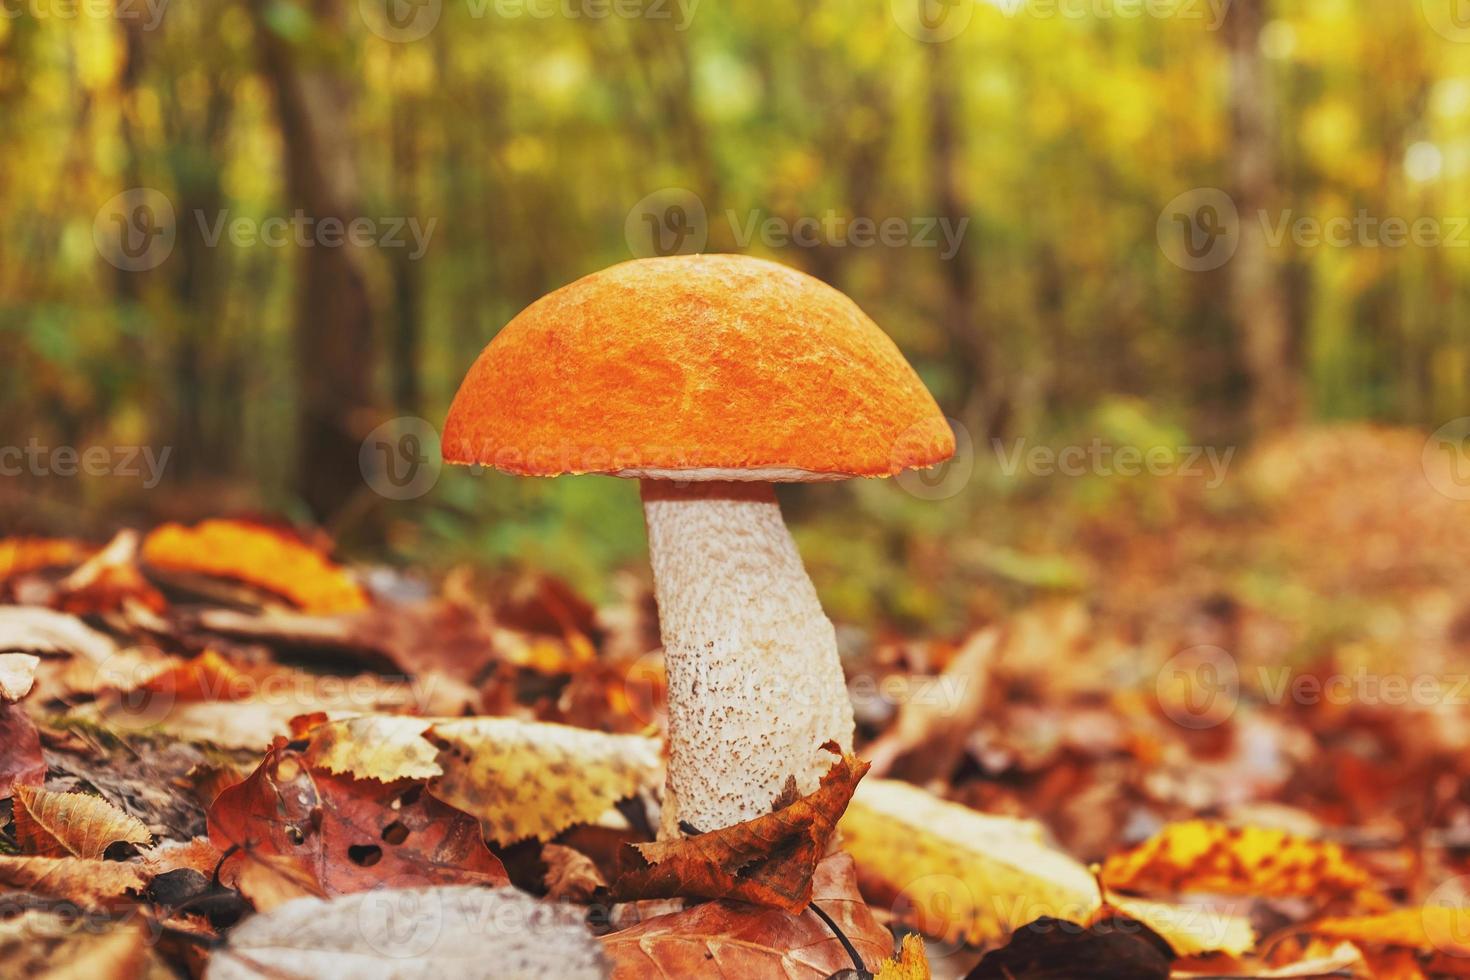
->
[[443, 253, 954, 481]]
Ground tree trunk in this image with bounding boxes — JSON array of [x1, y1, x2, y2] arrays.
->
[[1224, 0, 1300, 433], [250, 0, 377, 523]]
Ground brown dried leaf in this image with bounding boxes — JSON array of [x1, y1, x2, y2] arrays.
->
[[965, 915, 1174, 980], [611, 746, 867, 914], [0, 855, 147, 909], [0, 652, 38, 702], [52, 530, 167, 616], [602, 852, 892, 979], [544, 843, 609, 904], [14, 786, 153, 858], [0, 701, 46, 799], [0, 910, 169, 980], [207, 740, 508, 895]]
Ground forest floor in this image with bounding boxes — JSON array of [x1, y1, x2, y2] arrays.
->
[[2, 424, 1469, 979]]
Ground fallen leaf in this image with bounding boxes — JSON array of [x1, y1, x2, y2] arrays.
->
[[230, 851, 327, 913], [875, 934, 931, 980], [544, 843, 609, 903], [611, 746, 867, 913], [205, 886, 608, 979], [1306, 906, 1470, 957], [0, 605, 118, 662], [0, 538, 91, 580], [52, 530, 167, 616], [0, 652, 38, 701], [208, 740, 508, 895], [293, 713, 662, 844], [0, 855, 147, 909], [0, 909, 170, 979], [429, 715, 663, 842], [964, 915, 1174, 980], [0, 701, 46, 799], [602, 852, 892, 979], [143, 520, 369, 614], [1101, 821, 1372, 898], [14, 786, 153, 858], [841, 779, 1253, 956]]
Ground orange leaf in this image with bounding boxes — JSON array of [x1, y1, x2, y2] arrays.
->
[[603, 852, 893, 979], [611, 745, 868, 913], [1100, 820, 1371, 898], [13, 786, 153, 858], [0, 537, 91, 580], [52, 530, 166, 616], [142, 520, 368, 614], [1307, 907, 1470, 958], [207, 739, 507, 896]]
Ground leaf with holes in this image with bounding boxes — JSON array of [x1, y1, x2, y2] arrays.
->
[[206, 739, 507, 896], [13, 786, 153, 858]]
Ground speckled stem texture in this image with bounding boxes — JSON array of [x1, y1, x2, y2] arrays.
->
[[642, 480, 855, 838]]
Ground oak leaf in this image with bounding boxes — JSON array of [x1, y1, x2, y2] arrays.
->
[[205, 886, 607, 980], [142, 520, 368, 614], [0, 855, 147, 909], [207, 740, 508, 896], [1100, 820, 1372, 898], [0, 652, 38, 702], [611, 746, 867, 913], [602, 852, 892, 979], [14, 786, 153, 858]]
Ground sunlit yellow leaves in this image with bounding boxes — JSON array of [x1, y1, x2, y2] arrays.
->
[[1101, 820, 1372, 898], [874, 934, 931, 980], [13, 786, 152, 859], [841, 779, 1253, 957], [142, 520, 368, 614], [0, 538, 89, 580]]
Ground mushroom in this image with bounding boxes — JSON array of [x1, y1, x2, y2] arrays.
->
[[443, 254, 953, 837]]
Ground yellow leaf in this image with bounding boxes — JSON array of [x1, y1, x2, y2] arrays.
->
[[841, 779, 1253, 957], [292, 713, 662, 844], [13, 787, 152, 859], [875, 934, 931, 980], [142, 520, 367, 614], [1308, 907, 1470, 958], [1101, 820, 1371, 898]]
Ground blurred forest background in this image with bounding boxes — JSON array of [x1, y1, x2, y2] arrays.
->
[[1, 0, 1468, 630]]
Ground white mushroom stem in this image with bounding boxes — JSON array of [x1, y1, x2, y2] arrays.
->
[[641, 479, 855, 838]]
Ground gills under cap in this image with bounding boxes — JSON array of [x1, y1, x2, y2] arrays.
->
[[442, 253, 954, 481]]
